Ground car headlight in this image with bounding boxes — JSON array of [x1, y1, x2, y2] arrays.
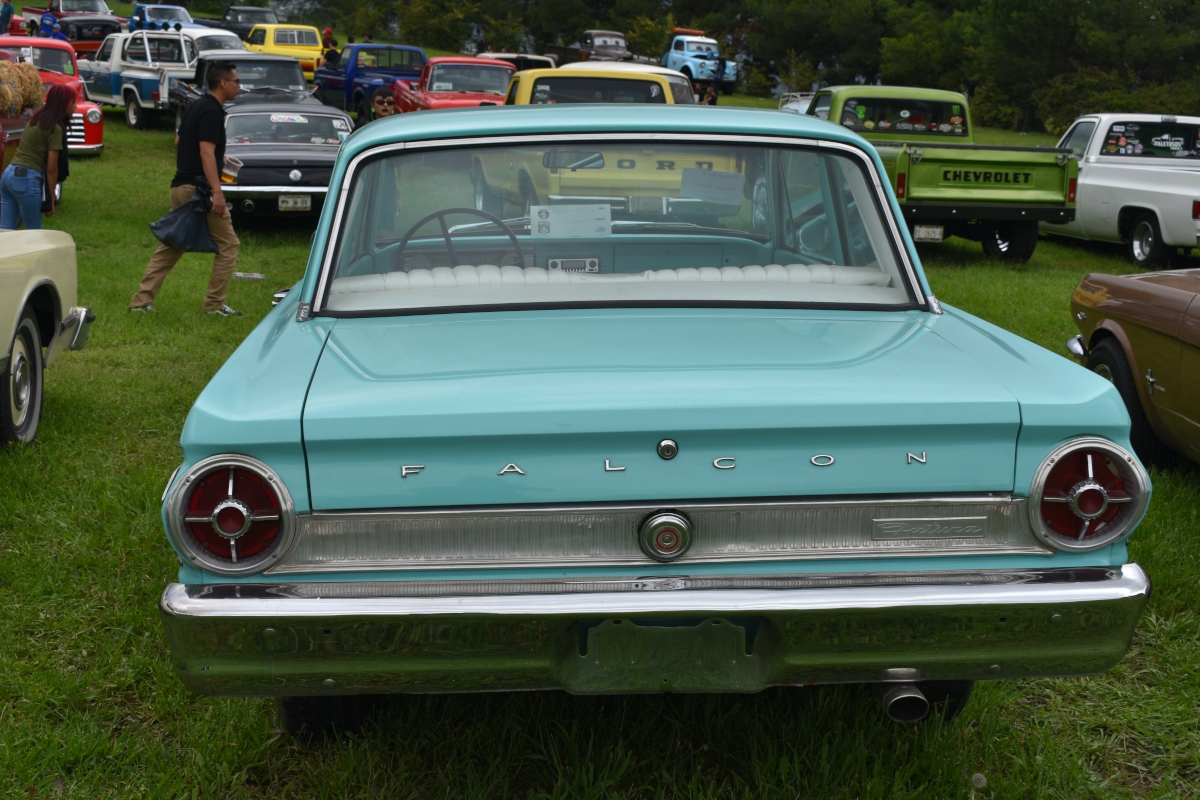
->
[[86, 108, 102, 124], [164, 454, 296, 575], [1028, 437, 1150, 552]]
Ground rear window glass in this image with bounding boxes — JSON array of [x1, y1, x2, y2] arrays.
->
[[839, 98, 968, 136], [1102, 121, 1200, 158], [227, 60, 307, 91], [226, 112, 351, 145], [194, 34, 245, 52], [428, 63, 513, 95], [527, 77, 667, 105], [274, 29, 319, 46], [354, 48, 425, 71]]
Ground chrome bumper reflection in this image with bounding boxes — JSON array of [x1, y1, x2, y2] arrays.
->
[[45, 306, 95, 367], [160, 564, 1150, 696]]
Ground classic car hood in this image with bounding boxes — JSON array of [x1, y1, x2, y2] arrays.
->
[[301, 309, 1022, 510]]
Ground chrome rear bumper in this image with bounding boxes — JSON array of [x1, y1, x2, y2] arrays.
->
[[160, 563, 1150, 697]]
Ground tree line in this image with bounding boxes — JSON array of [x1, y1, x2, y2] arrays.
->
[[201, 0, 1200, 132]]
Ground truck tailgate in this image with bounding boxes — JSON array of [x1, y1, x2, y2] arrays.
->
[[892, 144, 1076, 207]]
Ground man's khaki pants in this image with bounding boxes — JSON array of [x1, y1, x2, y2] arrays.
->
[[131, 184, 240, 312]]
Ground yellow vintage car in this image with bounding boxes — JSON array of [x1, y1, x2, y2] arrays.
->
[[1, 231, 94, 445], [245, 24, 323, 80], [503, 67, 685, 106]]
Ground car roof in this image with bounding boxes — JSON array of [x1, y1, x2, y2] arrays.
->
[[0, 35, 75, 52], [250, 23, 319, 32], [1070, 112, 1200, 125], [820, 85, 968, 103], [515, 68, 667, 81], [227, 102, 350, 116], [426, 56, 515, 67], [200, 51, 299, 62], [343, 104, 874, 155], [559, 62, 688, 78]]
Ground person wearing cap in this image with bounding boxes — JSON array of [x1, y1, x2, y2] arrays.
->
[[38, 2, 56, 37], [321, 27, 337, 50], [50, 22, 68, 40]]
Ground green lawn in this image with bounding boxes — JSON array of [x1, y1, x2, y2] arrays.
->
[[1, 117, 1198, 797]]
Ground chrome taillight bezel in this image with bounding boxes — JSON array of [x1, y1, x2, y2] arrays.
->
[[164, 454, 296, 576], [1027, 437, 1150, 552]]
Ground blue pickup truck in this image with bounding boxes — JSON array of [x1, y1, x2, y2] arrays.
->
[[312, 43, 425, 121], [127, 4, 205, 31]]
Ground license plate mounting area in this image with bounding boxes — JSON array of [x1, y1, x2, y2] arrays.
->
[[278, 194, 312, 212]]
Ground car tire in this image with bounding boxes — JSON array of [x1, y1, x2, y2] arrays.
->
[[125, 96, 149, 130], [473, 167, 503, 216], [920, 679, 974, 722], [276, 695, 379, 741], [1087, 337, 1171, 465], [1, 310, 45, 446], [1127, 212, 1167, 268], [981, 221, 1038, 262]]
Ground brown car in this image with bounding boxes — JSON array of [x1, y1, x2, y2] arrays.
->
[[1069, 269, 1200, 463]]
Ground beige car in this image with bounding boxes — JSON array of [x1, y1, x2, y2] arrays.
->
[[1, 230, 94, 445]]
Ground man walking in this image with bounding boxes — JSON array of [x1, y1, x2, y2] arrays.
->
[[0, 0, 15, 37], [130, 61, 241, 316]]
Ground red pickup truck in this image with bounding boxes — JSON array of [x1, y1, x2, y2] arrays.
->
[[20, 0, 124, 54], [392, 56, 514, 113]]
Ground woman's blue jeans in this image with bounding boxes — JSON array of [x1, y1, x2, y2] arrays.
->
[[0, 164, 45, 230]]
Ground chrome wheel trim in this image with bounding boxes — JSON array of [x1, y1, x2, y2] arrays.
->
[[1093, 363, 1114, 382], [9, 338, 30, 427], [125, 100, 138, 127], [1132, 221, 1154, 262]]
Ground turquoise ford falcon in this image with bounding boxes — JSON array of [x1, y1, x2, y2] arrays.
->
[[158, 105, 1152, 736]]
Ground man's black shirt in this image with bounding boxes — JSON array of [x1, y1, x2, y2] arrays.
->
[[172, 93, 226, 188]]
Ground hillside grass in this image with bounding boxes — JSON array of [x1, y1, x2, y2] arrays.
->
[[0, 117, 1197, 798]]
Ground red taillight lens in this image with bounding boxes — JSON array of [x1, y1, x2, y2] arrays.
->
[[151, 90, 160, 101], [896, 173, 906, 199], [1039, 449, 1128, 541], [1029, 439, 1149, 552], [1068, 178, 1077, 204], [184, 466, 283, 564], [1192, 200, 1200, 220]]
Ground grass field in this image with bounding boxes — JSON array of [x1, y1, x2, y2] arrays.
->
[[1, 114, 1198, 798]]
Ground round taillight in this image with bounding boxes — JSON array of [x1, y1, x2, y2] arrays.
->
[[1028, 438, 1150, 552], [165, 455, 295, 574]]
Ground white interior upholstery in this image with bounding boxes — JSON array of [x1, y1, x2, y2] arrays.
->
[[331, 264, 891, 295]]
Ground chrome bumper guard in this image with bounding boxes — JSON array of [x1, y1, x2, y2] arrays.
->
[[160, 564, 1150, 696], [45, 306, 95, 367]]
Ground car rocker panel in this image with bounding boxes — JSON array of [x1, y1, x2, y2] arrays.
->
[[157, 107, 1152, 705]]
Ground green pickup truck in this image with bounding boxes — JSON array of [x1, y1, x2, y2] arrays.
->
[[804, 86, 1078, 261]]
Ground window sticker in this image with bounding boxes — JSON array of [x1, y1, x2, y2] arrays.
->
[[270, 113, 308, 123], [878, 120, 891, 130], [679, 167, 745, 206], [863, 120, 875, 129], [432, 81, 453, 91], [1152, 134, 1184, 150], [856, 105, 866, 119], [899, 109, 910, 118], [529, 205, 611, 238], [1111, 125, 1125, 132], [331, 118, 349, 130]]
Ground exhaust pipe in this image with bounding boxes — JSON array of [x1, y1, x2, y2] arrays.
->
[[241, 200, 255, 213], [873, 682, 929, 723]]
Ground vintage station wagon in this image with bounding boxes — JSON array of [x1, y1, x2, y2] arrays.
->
[[158, 106, 1152, 736]]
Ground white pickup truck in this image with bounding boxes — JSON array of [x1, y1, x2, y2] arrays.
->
[[79, 28, 243, 129], [1042, 113, 1200, 266]]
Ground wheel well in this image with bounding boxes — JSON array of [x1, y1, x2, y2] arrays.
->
[[123, 88, 139, 103], [1117, 207, 1154, 242], [1088, 327, 1116, 350], [24, 284, 60, 348]]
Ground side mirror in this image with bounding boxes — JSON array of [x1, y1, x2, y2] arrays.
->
[[542, 149, 604, 169], [798, 216, 831, 253]]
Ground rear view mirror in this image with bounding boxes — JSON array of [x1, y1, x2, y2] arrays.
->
[[542, 150, 604, 170]]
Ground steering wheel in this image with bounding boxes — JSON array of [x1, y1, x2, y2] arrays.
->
[[393, 208, 525, 272]]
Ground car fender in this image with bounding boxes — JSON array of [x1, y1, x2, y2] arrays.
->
[[1088, 318, 1177, 444]]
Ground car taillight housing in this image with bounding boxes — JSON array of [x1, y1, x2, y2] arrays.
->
[[164, 455, 295, 575], [1028, 438, 1149, 552]]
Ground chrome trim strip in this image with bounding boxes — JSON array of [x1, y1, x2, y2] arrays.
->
[[166, 563, 1150, 618], [268, 495, 1047, 574], [222, 186, 330, 194], [312, 132, 922, 313]]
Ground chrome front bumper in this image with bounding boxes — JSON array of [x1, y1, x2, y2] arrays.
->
[[45, 306, 95, 367], [160, 564, 1150, 697]]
